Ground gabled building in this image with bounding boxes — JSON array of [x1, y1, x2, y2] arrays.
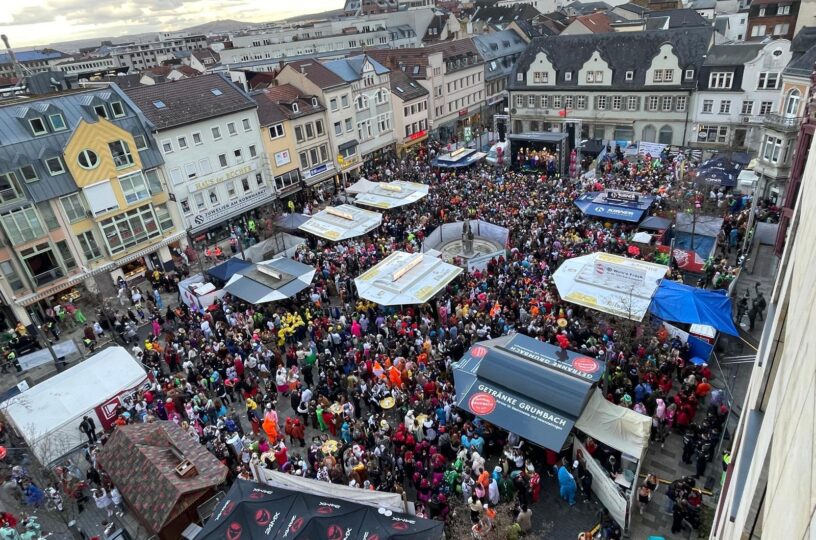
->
[[508, 27, 713, 145], [472, 30, 528, 116], [125, 74, 270, 251], [0, 85, 181, 325], [389, 70, 430, 156], [747, 0, 800, 41], [561, 12, 616, 34]]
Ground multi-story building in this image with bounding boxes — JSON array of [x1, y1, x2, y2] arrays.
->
[[252, 87, 305, 207], [323, 55, 396, 161], [0, 85, 182, 325], [692, 40, 791, 153], [746, 0, 800, 41], [0, 49, 71, 79], [507, 28, 713, 146], [472, 30, 528, 117], [752, 29, 816, 204], [124, 74, 271, 251], [715, 11, 750, 42], [343, 0, 399, 16], [53, 56, 119, 80], [277, 60, 364, 183], [108, 34, 207, 70], [389, 70, 430, 156]]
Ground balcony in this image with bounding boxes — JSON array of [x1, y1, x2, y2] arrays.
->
[[32, 267, 65, 287], [763, 113, 801, 132]]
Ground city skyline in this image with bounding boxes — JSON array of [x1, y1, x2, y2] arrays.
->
[[0, 0, 344, 48]]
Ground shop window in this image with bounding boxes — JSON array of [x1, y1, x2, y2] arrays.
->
[[100, 205, 161, 254]]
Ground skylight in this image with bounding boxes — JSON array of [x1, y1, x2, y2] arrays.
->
[[153, 100, 166, 109], [211, 88, 223, 96], [396, 86, 405, 93]]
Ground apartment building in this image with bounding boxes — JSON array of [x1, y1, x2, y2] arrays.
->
[[692, 40, 791, 153], [54, 56, 119, 79], [0, 49, 71, 79], [0, 85, 182, 325], [390, 70, 430, 155], [508, 28, 712, 146], [109, 34, 208, 70], [472, 30, 528, 117], [746, 0, 800, 40], [125, 74, 271, 250]]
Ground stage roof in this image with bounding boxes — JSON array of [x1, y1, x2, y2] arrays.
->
[[299, 204, 382, 241], [354, 181, 429, 209], [354, 251, 462, 305]]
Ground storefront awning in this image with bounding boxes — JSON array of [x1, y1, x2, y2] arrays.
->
[[553, 252, 668, 321], [354, 251, 462, 306], [354, 181, 429, 210], [574, 191, 656, 223], [298, 204, 382, 242], [453, 334, 604, 451]]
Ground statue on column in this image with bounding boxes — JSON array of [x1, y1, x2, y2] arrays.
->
[[462, 220, 474, 256]]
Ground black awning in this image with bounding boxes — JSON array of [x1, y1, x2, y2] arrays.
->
[[338, 139, 359, 151]]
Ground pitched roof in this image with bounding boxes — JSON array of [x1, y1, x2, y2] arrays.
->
[[389, 70, 428, 102], [615, 3, 649, 15], [283, 59, 348, 90], [192, 48, 221, 64], [689, 0, 716, 8], [323, 55, 390, 82], [646, 8, 709, 27], [98, 422, 228, 534], [471, 3, 541, 23], [124, 73, 256, 130], [366, 49, 431, 78], [510, 26, 713, 89], [252, 83, 326, 125], [575, 12, 615, 32], [425, 38, 483, 62], [703, 43, 764, 66], [472, 30, 528, 61], [568, 1, 613, 15]]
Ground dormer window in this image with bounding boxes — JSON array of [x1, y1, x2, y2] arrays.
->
[[94, 105, 108, 119], [292, 103, 300, 113], [625, 71, 634, 81], [29, 118, 47, 136], [109, 140, 134, 169], [311, 97, 318, 107], [49, 114, 67, 131], [685, 69, 695, 79], [45, 156, 65, 176], [110, 101, 125, 118], [565, 72, 573, 81]]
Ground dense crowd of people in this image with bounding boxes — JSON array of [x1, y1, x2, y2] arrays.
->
[[1, 140, 748, 539]]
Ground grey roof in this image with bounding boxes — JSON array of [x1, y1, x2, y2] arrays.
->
[[284, 60, 349, 90], [323, 55, 390, 82], [614, 3, 648, 15], [509, 19, 543, 39], [645, 16, 669, 30], [646, 8, 710, 28], [472, 30, 527, 61], [714, 17, 728, 34], [784, 42, 816, 77], [703, 43, 764, 66], [124, 73, 256, 131], [689, 0, 716, 9], [470, 3, 541, 23], [567, 1, 612, 14], [0, 85, 162, 204], [509, 27, 713, 90], [389, 70, 428, 102]]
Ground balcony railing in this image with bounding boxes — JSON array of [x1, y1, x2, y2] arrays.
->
[[33, 267, 65, 287], [763, 113, 801, 132]]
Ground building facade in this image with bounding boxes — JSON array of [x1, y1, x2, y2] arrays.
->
[[508, 28, 713, 146], [692, 40, 791, 153], [0, 49, 71, 79], [746, 0, 800, 41], [125, 74, 271, 251], [252, 88, 304, 206], [108, 34, 208, 70], [389, 70, 430, 155], [473, 30, 528, 117]]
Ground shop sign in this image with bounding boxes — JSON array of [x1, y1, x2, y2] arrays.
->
[[191, 164, 256, 192], [487, 92, 507, 106], [188, 186, 271, 229], [303, 162, 334, 180], [605, 189, 639, 203], [274, 150, 291, 168], [458, 108, 469, 117], [408, 130, 427, 141]]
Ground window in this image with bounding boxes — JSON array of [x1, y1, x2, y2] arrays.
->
[[564, 72, 572, 81], [194, 193, 205, 210], [93, 104, 108, 118], [226, 181, 237, 199], [564, 96, 574, 109], [192, 132, 203, 145], [757, 72, 779, 89], [719, 100, 731, 114], [516, 73, 523, 82], [341, 95, 349, 108], [515, 95, 523, 107], [684, 69, 694, 79], [45, 157, 65, 175], [751, 25, 767, 37], [218, 154, 228, 168], [84, 182, 118, 215], [134, 134, 148, 150], [19, 165, 38, 183], [249, 145, 257, 159], [764, 135, 783, 163], [275, 170, 300, 191], [612, 96, 622, 110], [242, 118, 252, 132], [184, 163, 197, 179], [100, 205, 161, 254], [779, 4, 790, 15], [345, 118, 353, 132], [241, 177, 251, 193], [1, 206, 45, 244], [784, 89, 801, 116], [78, 230, 102, 260], [234, 149, 243, 163], [56, 240, 76, 270], [596, 96, 607, 110], [119, 172, 150, 204], [648, 96, 659, 111], [109, 140, 134, 168], [49, 114, 67, 131], [211, 126, 222, 140], [662, 96, 673, 111], [269, 124, 285, 139], [38, 202, 59, 230], [709, 72, 733, 89], [180, 199, 191, 214], [305, 123, 314, 139], [698, 125, 728, 143], [294, 125, 304, 143], [29, 118, 47, 135], [553, 96, 562, 108], [161, 140, 173, 154], [653, 70, 663, 83], [177, 136, 188, 150], [227, 122, 237, 136], [528, 95, 536, 107], [760, 101, 774, 115], [330, 98, 338, 111], [741, 100, 754, 115], [759, 7, 765, 16], [316, 120, 324, 136], [627, 96, 639, 111], [676, 96, 687, 112], [665, 70, 674, 82], [334, 121, 342, 135], [20, 242, 62, 285], [577, 95, 587, 109], [145, 169, 162, 194], [60, 194, 86, 222], [702, 99, 714, 113], [111, 101, 125, 118], [256, 173, 264, 189], [154, 204, 173, 232], [0, 260, 23, 292]]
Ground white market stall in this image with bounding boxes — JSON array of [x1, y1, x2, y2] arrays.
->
[[574, 390, 652, 533], [298, 204, 382, 242], [354, 181, 429, 210], [178, 274, 226, 311], [224, 257, 316, 304], [2, 347, 150, 465], [553, 252, 668, 321], [354, 251, 463, 306]]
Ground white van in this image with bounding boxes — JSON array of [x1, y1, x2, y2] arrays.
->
[[486, 140, 510, 165]]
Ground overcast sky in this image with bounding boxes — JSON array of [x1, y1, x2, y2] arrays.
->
[[0, 0, 344, 48]]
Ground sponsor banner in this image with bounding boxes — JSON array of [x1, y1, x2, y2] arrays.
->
[[188, 187, 272, 232], [499, 333, 604, 382]]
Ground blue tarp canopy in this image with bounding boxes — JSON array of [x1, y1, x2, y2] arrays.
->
[[206, 257, 252, 282], [696, 167, 737, 187], [574, 192, 656, 223], [649, 280, 738, 336], [453, 333, 604, 451]]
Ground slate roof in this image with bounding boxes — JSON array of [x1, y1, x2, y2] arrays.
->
[[471, 3, 541, 23], [567, 1, 613, 15], [96, 74, 143, 89], [615, 3, 649, 15], [252, 83, 325, 125], [192, 48, 222, 64], [703, 43, 764, 66], [472, 30, 527, 61], [646, 8, 710, 28], [714, 17, 729, 34], [389, 70, 428, 102], [283, 59, 348, 90], [784, 39, 816, 78], [98, 422, 228, 534], [509, 26, 713, 90], [366, 49, 431, 78], [689, 0, 716, 9], [323, 55, 390, 82], [124, 73, 256, 131], [425, 38, 483, 63], [510, 19, 544, 39]]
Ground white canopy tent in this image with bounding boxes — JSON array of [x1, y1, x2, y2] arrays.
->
[[224, 257, 316, 304], [354, 251, 463, 306], [345, 177, 378, 194], [298, 204, 382, 242], [354, 181, 429, 210], [576, 389, 651, 459], [553, 252, 667, 321], [3, 347, 149, 465]]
